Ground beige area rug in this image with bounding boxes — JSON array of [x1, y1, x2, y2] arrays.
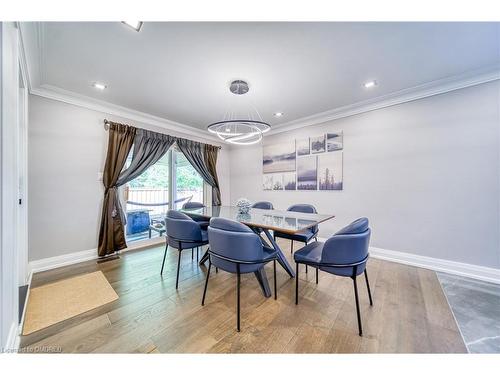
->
[[22, 271, 118, 335]]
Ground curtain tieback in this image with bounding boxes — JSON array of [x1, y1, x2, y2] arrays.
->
[[107, 186, 119, 218]]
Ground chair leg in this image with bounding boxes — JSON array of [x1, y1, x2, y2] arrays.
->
[[304, 241, 308, 273], [216, 267, 218, 273], [353, 276, 363, 336], [295, 262, 299, 305], [364, 269, 373, 306], [273, 260, 277, 300], [160, 244, 168, 275], [192, 248, 194, 260], [315, 267, 319, 284], [196, 247, 199, 262], [149, 228, 152, 238], [236, 264, 241, 332], [201, 260, 212, 306], [290, 240, 293, 254], [176, 248, 182, 289]]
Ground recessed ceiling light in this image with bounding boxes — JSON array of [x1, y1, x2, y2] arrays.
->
[[273, 112, 284, 117], [363, 80, 378, 89], [122, 21, 143, 32], [92, 82, 107, 90]]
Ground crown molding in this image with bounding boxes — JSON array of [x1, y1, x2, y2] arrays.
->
[[31, 84, 223, 144], [16, 22, 31, 91], [19, 21, 499, 144], [269, 65, 500, 135], [17, 22, 43, 90], [19, 21, 222, 144], [29, 66, 499, 146]]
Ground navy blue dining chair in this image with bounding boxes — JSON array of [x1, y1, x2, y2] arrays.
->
[[250, 201, 274, 234], [182, 201, 205, 209], [163, 210, 209, 289], [273, 204, 319, 253], [202, 217, 278, 332], [293, 217, 373, 336], [273, 204, 319, 275], [251, 201, 274, 210], [181, 201, 210, 259]]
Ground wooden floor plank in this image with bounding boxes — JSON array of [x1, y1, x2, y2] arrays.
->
[[21, 239, 467, 353]]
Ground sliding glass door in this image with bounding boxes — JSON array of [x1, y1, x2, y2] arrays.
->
[[172, 150, 204, 209], [123, 147, 206, 242], [125, 151, 170, 241]]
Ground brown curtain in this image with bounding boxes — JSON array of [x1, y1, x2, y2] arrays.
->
[[98, 122, 136, 257], [204, 144, 221, 205], [118, 129, 175, 185], [176, 139, 222, 206]]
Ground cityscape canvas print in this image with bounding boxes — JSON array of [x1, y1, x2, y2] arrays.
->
[[283, 172, 296, 190], [262, 131, 343, 191], [318, 151, 343, 190], [263, 142, 296, 173]]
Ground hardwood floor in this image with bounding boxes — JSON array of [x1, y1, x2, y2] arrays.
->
[[20, 240, 467, 353]]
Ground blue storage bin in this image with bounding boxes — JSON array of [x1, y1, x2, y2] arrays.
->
[[126, 210, 151, 235]]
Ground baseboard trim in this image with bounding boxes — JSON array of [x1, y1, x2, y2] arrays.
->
[[4, 322, 20, 352], [369, 246, 500, 285], [28, 237, 165, 275], [315, 237, 500, 284], [29, 248, 98, 274]]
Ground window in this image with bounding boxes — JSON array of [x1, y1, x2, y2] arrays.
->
[[173, 150, 204, 209], [123, 147, 206, 242]]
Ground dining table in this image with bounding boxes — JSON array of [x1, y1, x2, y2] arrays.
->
[[179, 205, 335, 298]]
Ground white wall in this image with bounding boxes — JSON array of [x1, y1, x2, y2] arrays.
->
[[230, 82, 500, 269], [1, 22, 20, 350], [28, 95, 231, 262]]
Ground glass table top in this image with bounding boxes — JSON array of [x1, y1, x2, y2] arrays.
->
[[179, 206, 335, 234]]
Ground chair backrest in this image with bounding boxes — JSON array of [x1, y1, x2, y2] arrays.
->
[[251, 201, 274, 210], [208, 217, 263, 263], [321, 218, 371, 267], [287, 204, 318, 233], [182, 201, 205, 209], [165, 210, 202, 242]]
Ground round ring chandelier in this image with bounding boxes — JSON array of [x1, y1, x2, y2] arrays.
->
[[207, 80, 271, 145]]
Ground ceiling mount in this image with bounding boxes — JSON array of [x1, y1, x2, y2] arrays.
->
[[229, 80, 249, 95]]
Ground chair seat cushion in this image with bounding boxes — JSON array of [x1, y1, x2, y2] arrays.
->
[[294, 240, 366, 277], [293, 241, 324, 264], [274, 229, 316, 243]]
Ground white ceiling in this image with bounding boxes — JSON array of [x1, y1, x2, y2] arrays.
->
[[23, 22, 500, 132]]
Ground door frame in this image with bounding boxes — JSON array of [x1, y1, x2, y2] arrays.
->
[[17, 40, 29, 286]]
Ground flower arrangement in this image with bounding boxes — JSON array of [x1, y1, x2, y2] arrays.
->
[[236, 198, 252, 214]]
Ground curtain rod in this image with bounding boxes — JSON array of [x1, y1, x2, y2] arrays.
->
[[103, 119, 222, 149]]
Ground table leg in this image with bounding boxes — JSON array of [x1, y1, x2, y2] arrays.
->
[[199, 248, 209, 265], [199, 236, 272, 298], [254, 267, 272, 298], [262, 229, 295, 278]]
